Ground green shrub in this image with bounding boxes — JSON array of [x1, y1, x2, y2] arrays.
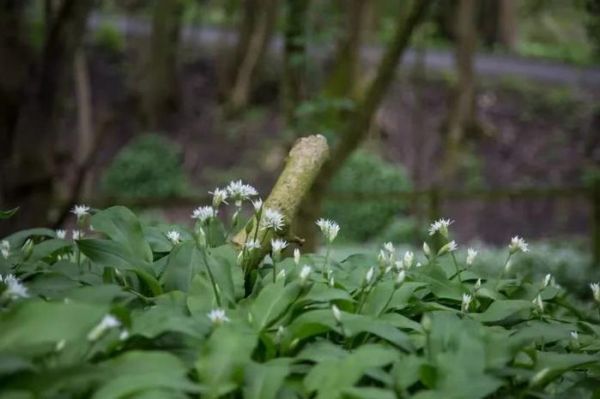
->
[[324, 151, 411, 242], [93, 21, 125, 54], [102, 134, 188, 198], [1, 200, 599, 398]]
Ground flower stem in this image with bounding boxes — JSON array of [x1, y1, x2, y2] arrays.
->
[[200, 248, 221, 307], [450, 252, 462, 283]]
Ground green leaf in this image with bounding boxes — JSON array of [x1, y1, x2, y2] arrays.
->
[[29, 239, 72, 262], [304, 344, 397, 399], [342, 313, 414, 351], [91, 206, 153, 263], [93, 351, 199, 399], [0, 300, 107, 354], [160, 241, 202, 292], [473, 300, 532, 324], [250, 280, 301, 331], [0, 207, 19, 219], [196, 324, 257, 398], [2, 228, 55, 247], [243, 359, 291, 399], [131, 303, 209, 339]]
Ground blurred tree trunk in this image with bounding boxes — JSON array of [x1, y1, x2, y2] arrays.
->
[[1, 0, 94, 232], [282, 0, 310, 131], [296, 0, 432, 250], [141, 0, 184, 130], [227, 0, 279, 114], [498, 0, 518, 51], [441, 0, 479, 181], [323, 0, 371, 99]]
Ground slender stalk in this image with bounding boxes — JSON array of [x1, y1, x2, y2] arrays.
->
[[322, 244, 331, 277], [450, 252, 462, 283], [200, 248, 221, 307]]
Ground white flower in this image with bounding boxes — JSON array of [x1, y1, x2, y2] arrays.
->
[[466, 248, 478, 266], [377, 250, 391, 267], [504, 259, 512, 273], [209, 188, 228, 207], [329, 275, 335, 287], [438, 240, 458, 256], [294, 248, 300, 266], [191, 206, 216, 223], [166, 230, 181, 244], [533, 294, 544, 313], [87, 314, 120, 341], [316, 219, 340, 243], [261, 208, 285, 231], [365, 267, 375, 285], [570, 331, 579, 340], [590, 282, 600, 302], [299, 265, 312, 284], [244, 239, 261, 251], [1, 274, 29, 299], [252, 199, 263, 212], [395, 270, 406, 288], [207, 308, 230, 325], [423, 242, 431, 258], [72, 230, 83, 240], [1, 240, 9, 259], [119, 330, 130, 341], [403, 251, 414, 269], [71, 204, 90, 219], [275, 326, 285, 343], [428, 218, 453, 237], [509, 236, 529, 254], [461, 293, 472, 312], [271, 239, 288, 253], [55, 229, 67, 239], [332, 304, 342, 323], [383, 242, 394, 253], [226, 180, 258, 206], [543, 273, 552, 288], [474, 278, 482, 290]]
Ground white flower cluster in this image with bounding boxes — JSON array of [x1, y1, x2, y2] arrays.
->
[[461, 293, 472, 312], [244, 239, 261, 251], [466, 248, 478, 266], [166, 230, 182, 244], [509, 236, 529, 254], [226, 180, 258, 206], [209, 188, 229, 207], [207, 308, 230, 325], [191, 206, 216, 223], [316, 219, 340, 243], [0, 274, 29, 299], [428, 218, 453, 237], [261, 208, 285, 231], [71, 204, 90, 219], [271, 239, 288, 255], [591, 282, 600, 303]]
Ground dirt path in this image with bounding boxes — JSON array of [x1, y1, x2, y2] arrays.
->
[[90, 14, 600, 87]]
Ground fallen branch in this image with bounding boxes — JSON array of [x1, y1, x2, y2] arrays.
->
[[233, 134, 329, 271]]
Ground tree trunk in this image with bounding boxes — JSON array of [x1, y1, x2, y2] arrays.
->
[[282, 0, 310, 130], [296, 0, 432, 250], [141, 0, 184, 130], [498, 0, 517, 51], [441, 0, 478, 181], [1, 0, 94, 233], [323, 0, 370, 99], [227, 0, 279, 114]]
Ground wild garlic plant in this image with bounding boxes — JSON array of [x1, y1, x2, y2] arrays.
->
[[0, 187, 599, 398]]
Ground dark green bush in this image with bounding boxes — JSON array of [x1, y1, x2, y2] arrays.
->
[[102, 134, 187, 198], [93, 21, 125, 54], [324, 151, 411, 242]]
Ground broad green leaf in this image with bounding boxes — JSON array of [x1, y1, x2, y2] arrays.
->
[[250, 280, 301, 331], [0, 207, 19, 219], [160, 241, 202, 292], [91, 206, 153, 263], [342, 387, 397, 399], [243, 359, 291, 399], [0, 300, 107, 353], [29, 239, 71, 261], [93, 351, 199, 399], [342, 313, 414, 352], [196, 324, 257, 398], [2, 228, 55, 247], [304, 344, 397, 399], [131, 304, 209, 339], [473, 300, 532, 324]]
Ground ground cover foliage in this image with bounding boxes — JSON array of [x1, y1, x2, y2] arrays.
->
[[1, 184, 599, 399]]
